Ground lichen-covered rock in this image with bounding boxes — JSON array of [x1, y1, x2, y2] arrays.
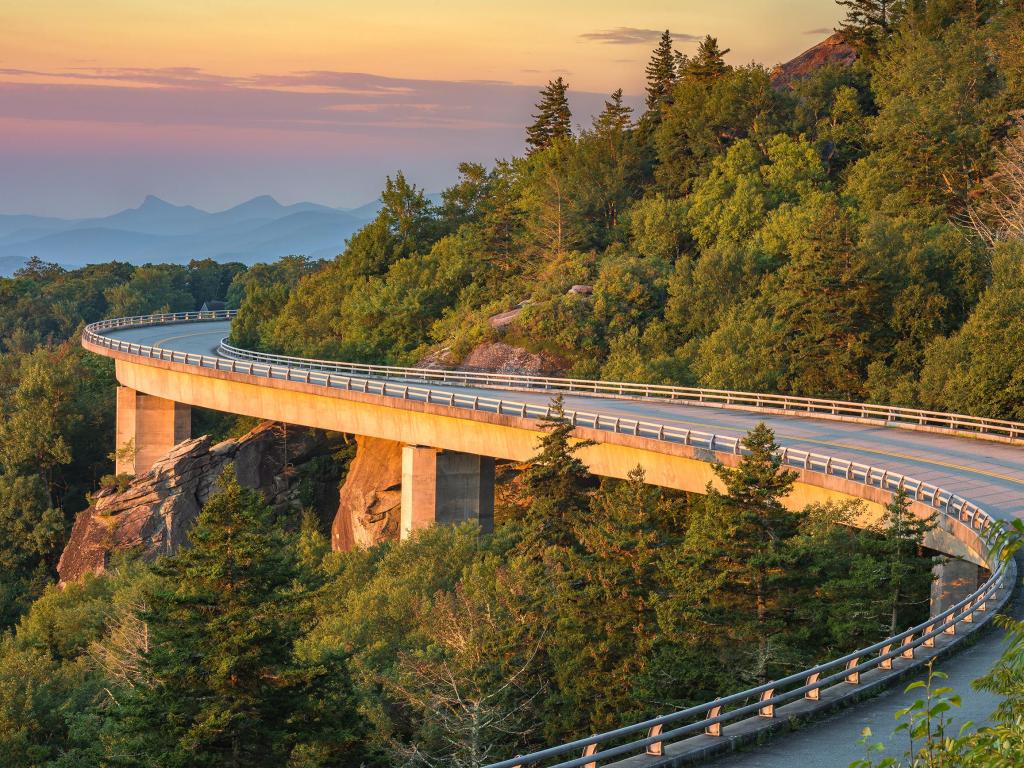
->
[[332, 435, 403, 551], [57, 422, 338, 584]]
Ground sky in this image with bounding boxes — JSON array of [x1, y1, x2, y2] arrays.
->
[[0, 1, 842, 217]]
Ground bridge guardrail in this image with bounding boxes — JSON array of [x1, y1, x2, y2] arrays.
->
[[84, 310, 1024, 442], [82, 311, 1015, 768]]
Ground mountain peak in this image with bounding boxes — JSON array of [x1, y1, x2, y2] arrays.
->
[[139, 194, 176, 210], [771, 32, 858, 89]]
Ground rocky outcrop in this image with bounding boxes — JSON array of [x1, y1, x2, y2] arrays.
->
[[458, 341, 567, 376], [771, 33, 858, 88], [57, 422, 339, 584], [331, 435, 403, 551]]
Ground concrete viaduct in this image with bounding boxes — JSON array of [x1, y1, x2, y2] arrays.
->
[[83, 311, 1021, 768]]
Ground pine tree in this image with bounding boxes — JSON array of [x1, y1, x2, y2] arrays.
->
[[836, 0, 899, 49], [686, 35, 730, 80], [644, 30, 678, 112], [519, 395, 595, 551], [560, 467, 661, 729], [106, 468, 366, 767], [525, 78, 572, 154], [877, 489, 936, 634], [680, 424, 804, 683], [593, 89, 633, 134]]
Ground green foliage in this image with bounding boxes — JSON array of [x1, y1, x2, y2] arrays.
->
[[654, 65, 786, 195], [644, 30, 679, 113], [525, 78, 572, 155], [103, 468, 366, 767], [518, 396, 596, 552], [918, 241, 1024, 419], [837, 0, 899, 51]]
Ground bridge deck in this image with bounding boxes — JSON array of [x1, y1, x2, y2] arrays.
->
[[100, 320, 1024, 767]]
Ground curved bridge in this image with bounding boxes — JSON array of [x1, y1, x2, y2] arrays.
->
[[83, 312, 1020, 767]]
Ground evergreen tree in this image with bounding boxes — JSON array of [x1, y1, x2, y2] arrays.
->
[[106, 468, 365, 767], [518, 396, 594, 551], [644, 31, 678, 112], [526, 78, 572, 154], [876, 489, 936, 634], [837, 0, 899, 49], [680, 424, 804, 683], [593, 89, 633, 134], [557, 467, 662, 730], [686, 35, 730, 80]]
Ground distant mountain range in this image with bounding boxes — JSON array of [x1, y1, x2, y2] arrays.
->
[[0, 195, 396, 276]]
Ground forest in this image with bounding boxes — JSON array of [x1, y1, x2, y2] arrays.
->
[[0, 0, 1022, 765]]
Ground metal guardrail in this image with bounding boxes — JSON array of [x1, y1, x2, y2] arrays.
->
[[85, 310, 1024, 442], [82, 311, 1013, 768], [216, 336, 1024, 443]]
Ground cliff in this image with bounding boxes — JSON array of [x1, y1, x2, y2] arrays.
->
[[58, 422, 340, 583]]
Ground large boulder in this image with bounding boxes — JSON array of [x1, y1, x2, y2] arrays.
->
[[57, 422, 337, 584], [331, 435, 403, 551]]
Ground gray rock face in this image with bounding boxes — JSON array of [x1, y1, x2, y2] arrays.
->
[[57, 422, 337, 584]]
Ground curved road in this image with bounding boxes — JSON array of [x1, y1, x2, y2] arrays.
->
[[100, 320, 1024, 767]]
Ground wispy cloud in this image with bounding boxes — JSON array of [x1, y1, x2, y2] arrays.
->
[[579, 27, 701, 45], [0, 66, 633, 135], [803, 27, 833, 35]]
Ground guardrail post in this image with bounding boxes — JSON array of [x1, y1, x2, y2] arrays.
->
[[845, 658, 860, 684], [901, 635, 915, 659], [805, 672, 821, 701], [645, 725, 664, 757], [879, 644, 893, 670], [758, 689, 775, 718], [923, 625, 935, 648], [705, 703, 723, 736], [581, 743, 597, 768]]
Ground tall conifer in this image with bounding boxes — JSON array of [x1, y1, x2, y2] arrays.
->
[[526, 78, 572, 154], [837, 0, 899, 49], [644, 30, 678, 112], [519, 395, 594, 551], [686, 35, 730, 80], [594, 88, 633, 134], [107, 468, 366, 766]]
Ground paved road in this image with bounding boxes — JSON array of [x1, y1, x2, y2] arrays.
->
[[102, 320, 1024, 767]]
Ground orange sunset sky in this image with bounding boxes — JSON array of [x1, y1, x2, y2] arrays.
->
[[1, 1, 842, 216]]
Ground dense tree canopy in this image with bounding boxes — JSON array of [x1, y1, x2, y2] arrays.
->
[[0, 1, 1022, 763]]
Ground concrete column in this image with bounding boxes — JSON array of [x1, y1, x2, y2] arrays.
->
[[115, 386, 191, 476], [400, 446, 494, 539], [930, 557, 983, 614]]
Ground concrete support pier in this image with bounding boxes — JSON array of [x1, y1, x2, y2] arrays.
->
[[930, 557, 983, 614], [115, 386, 191, 476], [400, 446, 495, 539]]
